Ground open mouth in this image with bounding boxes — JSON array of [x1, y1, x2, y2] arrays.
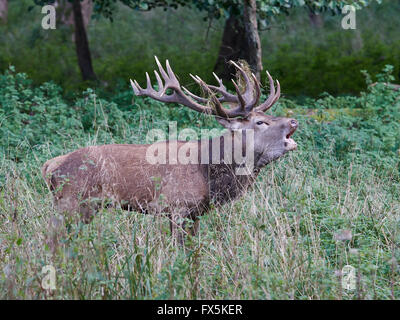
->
[[284, 127, 297, 150], [286, 126, 296, 139]]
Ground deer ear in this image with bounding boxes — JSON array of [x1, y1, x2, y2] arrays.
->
[[217, 118, 242, 130]]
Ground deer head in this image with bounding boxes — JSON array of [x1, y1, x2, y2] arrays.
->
[[130, 57, 298, 168]]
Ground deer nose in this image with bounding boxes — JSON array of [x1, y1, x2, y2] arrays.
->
[[289, 119, 298, 129]]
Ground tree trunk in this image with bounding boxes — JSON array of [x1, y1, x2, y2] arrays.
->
[[242, 0, 262, 80], [214, 0, 262, 81], [56, 0, 92, 29], [0, 0, 7, 24], [72, 0, 96, 81]]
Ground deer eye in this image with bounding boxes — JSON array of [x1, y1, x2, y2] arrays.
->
[[256, 121, 268, 126]]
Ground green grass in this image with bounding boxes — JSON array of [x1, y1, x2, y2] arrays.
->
[[0, 137, 399, 299], [0, 66, 399, 299]]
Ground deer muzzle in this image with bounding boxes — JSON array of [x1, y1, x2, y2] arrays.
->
[[284, 119, 298, 151]]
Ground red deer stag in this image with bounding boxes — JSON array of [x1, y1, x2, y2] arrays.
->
[[42, 57, 298, 244]]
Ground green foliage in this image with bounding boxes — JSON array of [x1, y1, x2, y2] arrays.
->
[[259, 0, 400, 96], [90, 0, 382, 28], [278, 65, 400, 171], [3, 1, 398, 97], [190, 0, 382, 23], [92, 0, 189, 21], [305, 0, 382, 13], [0, 67, 132, 163]]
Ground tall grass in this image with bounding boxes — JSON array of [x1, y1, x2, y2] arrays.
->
[[0, 143, 399, 299]]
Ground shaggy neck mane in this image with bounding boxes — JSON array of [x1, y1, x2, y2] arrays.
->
[[198, 131, 265, 206]]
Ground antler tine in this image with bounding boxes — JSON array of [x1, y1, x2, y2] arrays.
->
[[210, 72, 237, 101], [189, 73, 201, 85], [207, 85, 237, 103], [211, 94, 229, 118], [270, 80, 281, 107], [255, 70, 280, 112], [210, 72, 232, 98], [154, 56, 168, 81], [182, 86, 208, 104], [195, 76, 232, 118], [264, 77, 280, 111], [154, 70, 164, 92], [231, 79, 246, 112], [190, 72, 237, 103], [228, 60, 264, 112], [130, 79, 139, 95], [184, 74, 237, 105], [248, 73, 261, 111], [213, 72, 221, 84], [183, 74, 210, 103], [195, 74, 248, 118], [206, 88, 237, 103], [145, 72, 152, 89], [229, 60, 255, 103], [165, 59, 179, 84]]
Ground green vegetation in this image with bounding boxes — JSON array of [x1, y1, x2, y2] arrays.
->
[[0, 0, 399, 97], [0, 64, 399, 299]]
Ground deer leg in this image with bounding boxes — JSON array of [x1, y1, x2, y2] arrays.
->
[[169, 211, 189, 246], [47, 215, 65, 255], [190, 218, 200, 237], [80, 203, 96, 224], [78, 195, 102, 224]]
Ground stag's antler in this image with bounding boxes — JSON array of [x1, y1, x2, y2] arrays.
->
[[130, 57, 281, 118], [254, 71, 281, 112]]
